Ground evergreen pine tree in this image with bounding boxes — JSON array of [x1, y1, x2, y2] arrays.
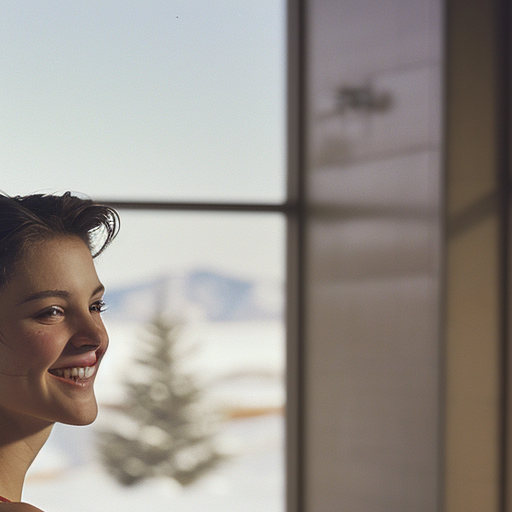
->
[[99, 313, 224, 486]]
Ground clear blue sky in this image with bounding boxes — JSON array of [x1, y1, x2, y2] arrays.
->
[[0, 0, 286, 202]]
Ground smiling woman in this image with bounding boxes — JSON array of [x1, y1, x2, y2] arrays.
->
[[0, 192, 119, 510]]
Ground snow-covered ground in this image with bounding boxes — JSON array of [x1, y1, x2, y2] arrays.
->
[[23, 319, 285, 512]]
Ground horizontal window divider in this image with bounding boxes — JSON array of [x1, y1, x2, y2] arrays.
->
[[98, 200, 295, 214]]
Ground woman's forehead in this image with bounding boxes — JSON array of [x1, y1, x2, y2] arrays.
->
[[5, 237, 101, 300]]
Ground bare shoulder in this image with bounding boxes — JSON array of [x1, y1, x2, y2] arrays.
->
[[0, 504, 44, 511]]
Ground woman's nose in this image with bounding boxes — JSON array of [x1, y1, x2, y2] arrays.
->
[[70, 312, 108, 349]]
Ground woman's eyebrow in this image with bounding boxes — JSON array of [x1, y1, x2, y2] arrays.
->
[[16, 290, 71, 306], [93, 284, 105, 297], [16, 285, 105, 306]]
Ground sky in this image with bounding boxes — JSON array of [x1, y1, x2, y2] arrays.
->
[[0, 0, 287, 283], [0, 0, 286, 202], [94, 210, 286, 288]]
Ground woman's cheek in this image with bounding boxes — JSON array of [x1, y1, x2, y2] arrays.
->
[[18, 327, 64, 365]]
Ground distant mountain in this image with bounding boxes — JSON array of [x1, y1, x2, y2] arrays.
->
[[103, 269, 283, 322]]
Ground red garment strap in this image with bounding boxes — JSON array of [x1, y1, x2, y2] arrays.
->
[[0, 495, 11, 503]]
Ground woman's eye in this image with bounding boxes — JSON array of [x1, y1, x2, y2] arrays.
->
[[90, 300, 107, 313], [35, 306, 64, 320]]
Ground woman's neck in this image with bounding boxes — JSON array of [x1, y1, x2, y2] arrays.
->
[[0, 415, 53, 502]]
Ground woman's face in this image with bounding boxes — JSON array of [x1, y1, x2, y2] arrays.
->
[[0, 236, 108, 427]]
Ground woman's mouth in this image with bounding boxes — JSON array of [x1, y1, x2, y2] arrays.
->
[[48, 365, 96, 382]]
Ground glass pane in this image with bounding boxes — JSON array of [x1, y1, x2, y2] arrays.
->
[[0, 1, 286, 203], [24, 211, 286, 512]]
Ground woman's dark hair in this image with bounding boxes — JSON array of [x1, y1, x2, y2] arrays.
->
[[0, 192, 120, 288]]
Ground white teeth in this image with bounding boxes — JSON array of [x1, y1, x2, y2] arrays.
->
[[84, 367, 95, 378], [50, 366, 96, 380]]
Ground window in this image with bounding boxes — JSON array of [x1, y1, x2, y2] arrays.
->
[[1, 2, 288, 511]]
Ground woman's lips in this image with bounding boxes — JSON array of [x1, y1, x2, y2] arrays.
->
[[48, 350, 101, 384], [48, 351, 99, 372]]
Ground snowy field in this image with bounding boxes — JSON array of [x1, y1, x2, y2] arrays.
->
[[23, 319, 285, 512]]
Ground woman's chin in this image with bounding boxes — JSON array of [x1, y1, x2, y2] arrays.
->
[[58, 402, 99, 426], [61, 415, 97, 427]]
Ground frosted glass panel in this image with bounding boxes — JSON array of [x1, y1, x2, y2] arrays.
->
[[24, 212, 286, 512], [303, 0, 443, 509], [0, 1, 286, 202]]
